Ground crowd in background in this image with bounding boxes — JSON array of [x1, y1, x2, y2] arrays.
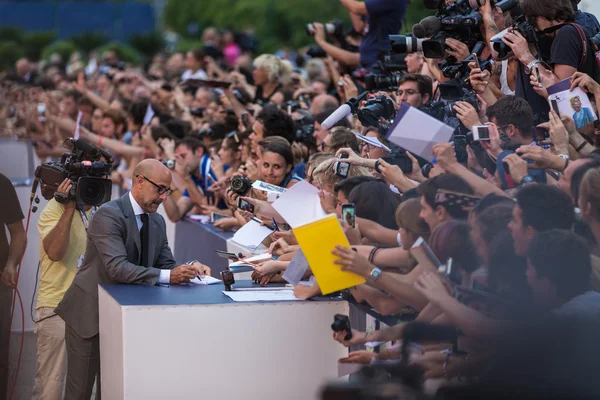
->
[[2, 0, 600, 398]]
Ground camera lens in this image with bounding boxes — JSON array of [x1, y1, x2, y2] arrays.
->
[[77, 177, 111, 206]]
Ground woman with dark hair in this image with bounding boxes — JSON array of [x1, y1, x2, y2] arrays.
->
[[257, 137, 301, 189], [348, 180, 401, 230], [216, 133, 243, 179]]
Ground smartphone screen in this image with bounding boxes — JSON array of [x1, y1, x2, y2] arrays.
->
[[453, 135, 468, 164], [237, 198, 255, 213], [215, 250, 239, 261], [37, 103, 46, 122], [211, 212, 229, 223], [472, 53, 480, 69], [551, 99, 560, 115], [341, 203, 356, 228]]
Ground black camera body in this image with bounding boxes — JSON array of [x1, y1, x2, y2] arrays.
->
[[364, 74, 402, 91], [384, 149, 413, 174], [294, 116, 315, 148], [331, 314, 352, 341], [35, 138, 114, 206], [358, 96, 396, 128], [492, 0, 538, 60], [230, 175, 253, 196]]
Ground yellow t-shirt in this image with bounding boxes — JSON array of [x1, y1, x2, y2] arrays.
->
[[36, 199, 93, 309]]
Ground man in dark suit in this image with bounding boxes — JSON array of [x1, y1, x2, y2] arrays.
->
[[56, 159, 211, 400]]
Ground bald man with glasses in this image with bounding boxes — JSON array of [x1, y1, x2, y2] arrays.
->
[[56, 159, 211, 400]]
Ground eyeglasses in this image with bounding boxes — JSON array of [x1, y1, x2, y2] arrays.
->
[[138, 175, 173, 196], [397, 89, 419, 97]]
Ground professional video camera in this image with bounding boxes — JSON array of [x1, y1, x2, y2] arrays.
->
[[491, 0, 539, 60], [34, 138, 114, 206], [407, 0, 485, 62], [357, 95, 396, 128], [364, 54, 407, 91]]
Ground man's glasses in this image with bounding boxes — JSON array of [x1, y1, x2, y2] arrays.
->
[[397, 89, 419, 97], [138, 175, 173, 196]]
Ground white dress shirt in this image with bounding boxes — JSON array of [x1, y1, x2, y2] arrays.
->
[[128, 192, 170, 284], [181, 68, 208, 81]]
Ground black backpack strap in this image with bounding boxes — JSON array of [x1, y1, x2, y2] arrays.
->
[[568, 22, 588, 71]]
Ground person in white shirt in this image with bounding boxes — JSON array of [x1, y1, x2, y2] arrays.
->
[[181, 48, 208, 81]]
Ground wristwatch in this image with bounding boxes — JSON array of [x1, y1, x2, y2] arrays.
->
[[369, 267, 383, 281], [521, 175, 535, 185]]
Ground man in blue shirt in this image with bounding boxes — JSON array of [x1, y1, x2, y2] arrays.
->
[[162, 137, 217, 222], [340, 0, 407, 67]]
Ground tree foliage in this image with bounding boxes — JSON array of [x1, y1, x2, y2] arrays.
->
[[165, 0, 433, 53]]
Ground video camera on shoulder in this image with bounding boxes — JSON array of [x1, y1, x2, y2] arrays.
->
[[35, 138, 114, 206]]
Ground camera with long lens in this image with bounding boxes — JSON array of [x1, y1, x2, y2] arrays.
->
[[364, 74, 402, 91], [390, 34, 424, 54], [230, 176, 253, 196], [357, 95, 396, 128], [306, 20, 345, 38], [34, 138, 114, 206], [306, 20, 359, 61], [491, 0, 538, 60]]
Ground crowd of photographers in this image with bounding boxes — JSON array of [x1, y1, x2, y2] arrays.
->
[[3, 0, 600, 398]]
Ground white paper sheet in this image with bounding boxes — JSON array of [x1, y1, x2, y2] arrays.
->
[[143, 103, 155, 125], [282, 250, 309, 286], [222, 289, 302, 302], [231, 220, 273, 248], [271, 181, 327, 228], [190, 276, 222, 285], [386, 103, 455, 162]]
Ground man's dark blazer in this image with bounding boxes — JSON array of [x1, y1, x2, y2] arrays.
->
[[56, 193, 177, 338]]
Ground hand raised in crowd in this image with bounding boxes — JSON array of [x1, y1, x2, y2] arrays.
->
[[331, 245, 374, 278], [502, 29, 533, 63], [377, 158, 416, 192], [405, 151, 426, 182], [480, 122, 503, 158], [311, 22, 327, 43], [341, 220, 362, 246], [502, 153, 530, 185], [529, 65, 556, 98], [468, 63, 491, 94], [335, 147, 363, 165], [244, 161, 260, 181], [341, 74, 359, 102], [414, 272, 453, 306], [537, 110, 569, 155], [157, 137, 176, 159], [169, 264, 199, 284], [570, 71, 600, 95], [431, 142, 457, 169], [339, 350, 375, 365], [453, 101, 481, 131], [516, 145, 566, 171], [319, 187, 338, 214], [445, 38, 470, 62], [332, 328, 367, 347]]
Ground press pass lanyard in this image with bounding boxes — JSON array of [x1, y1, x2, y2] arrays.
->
[[77, 205, 97, 230]]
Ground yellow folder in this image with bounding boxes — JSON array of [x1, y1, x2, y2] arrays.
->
[[294, 214, 366, 294]]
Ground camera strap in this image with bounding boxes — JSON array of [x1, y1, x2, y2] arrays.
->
[[77, 205, 97, 231]]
